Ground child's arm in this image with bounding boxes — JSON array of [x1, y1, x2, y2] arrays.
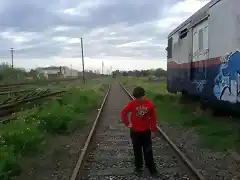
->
[[150, 106, 157, 132], [120, 101, 132, 127]]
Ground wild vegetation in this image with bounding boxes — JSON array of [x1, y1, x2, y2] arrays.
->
[[0, 63, 104, 85], [0, 79, 109, 180], [0, 63, 32, 83], [112, 68, 167, 78]]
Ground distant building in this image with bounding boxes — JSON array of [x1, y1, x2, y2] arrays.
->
[[35, 66, 81, 79]]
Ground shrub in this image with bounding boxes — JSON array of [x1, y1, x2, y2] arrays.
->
[[0, 146, 21, 180], [0, 120, 44, 155]]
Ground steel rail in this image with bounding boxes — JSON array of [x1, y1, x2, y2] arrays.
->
[[0, 90, 66, 124], [118, 81, 206, 180], [0, 90, 65, 110], [70, 84, 112, 180]]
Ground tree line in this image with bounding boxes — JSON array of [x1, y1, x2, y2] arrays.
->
[[0, 63, 105, 83], [112, 68, 167, 77]]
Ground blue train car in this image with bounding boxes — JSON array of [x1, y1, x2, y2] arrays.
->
[[166, 0, 240, 110]]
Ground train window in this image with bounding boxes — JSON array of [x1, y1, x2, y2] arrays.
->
[[198, 29, 203, 50], [180, 28, 188, 39], [167, 37, 173, 58], [193, 31, 198, 56], [203, 26, 208, 50]]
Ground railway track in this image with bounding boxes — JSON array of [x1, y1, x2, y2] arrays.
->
[[0, 89, 33, 96], [70, 82, 205, 180], [0, 89, 65, 123]]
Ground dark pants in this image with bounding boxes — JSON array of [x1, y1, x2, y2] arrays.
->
[[130, 129, 157, 173]]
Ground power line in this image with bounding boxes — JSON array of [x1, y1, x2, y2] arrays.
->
[[102, 61, 104, 75]]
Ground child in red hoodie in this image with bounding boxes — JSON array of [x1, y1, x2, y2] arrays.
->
[[121, 86, 159, 177]]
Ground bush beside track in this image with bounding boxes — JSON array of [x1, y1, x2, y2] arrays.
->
[[119, 77, 239, 151], [0, 79, 109, 180]]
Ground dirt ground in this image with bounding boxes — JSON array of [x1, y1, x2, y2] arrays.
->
[[15, 109, 98, 180]]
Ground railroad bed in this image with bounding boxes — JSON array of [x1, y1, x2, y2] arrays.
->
[[72, 82, 204, 180]]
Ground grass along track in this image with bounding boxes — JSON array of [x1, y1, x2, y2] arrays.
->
[[1, 79, 109, 180]]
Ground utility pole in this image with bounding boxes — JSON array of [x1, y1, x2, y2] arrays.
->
[[81, 37, 85, 84], [102, 61, 104, 75], [70, 64, 72, 78], [10, 48, 15, 68]]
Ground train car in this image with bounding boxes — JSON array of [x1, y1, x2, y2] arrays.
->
[[166, 0, 240, 110]]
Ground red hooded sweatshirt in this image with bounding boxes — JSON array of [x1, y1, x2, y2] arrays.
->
[[121, 98, 157, 132]]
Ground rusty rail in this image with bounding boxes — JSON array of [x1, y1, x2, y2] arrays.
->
[[0, 90, 65, 124], [0, 90, 63, 109], [70, 84, 111, 180]]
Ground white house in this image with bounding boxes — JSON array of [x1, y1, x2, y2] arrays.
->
[[36, 66, 80, 79], [62, 66, 79, 78]]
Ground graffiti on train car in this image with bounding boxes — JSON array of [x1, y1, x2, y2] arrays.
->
[[213, 51, 240, 103], [193, 80, 206, 93]]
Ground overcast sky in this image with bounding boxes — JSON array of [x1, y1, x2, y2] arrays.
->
[[0, 0, 210, 72]]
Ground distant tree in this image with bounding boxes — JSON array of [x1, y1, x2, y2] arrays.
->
[[29, 69, 38, 78], [0, 63, 28, 83], [135, 70, 141, 77], [112, 68, 167, 78], [153, 68, 167, 77], [122, 71, 128, 76], [93, 70, 100, 74], [140, 70, 150, 77]]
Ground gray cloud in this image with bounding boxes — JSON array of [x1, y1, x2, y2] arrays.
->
[[0, 0, 208, 69]]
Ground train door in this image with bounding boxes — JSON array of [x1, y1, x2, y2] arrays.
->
[[191, 19, 209, 81]]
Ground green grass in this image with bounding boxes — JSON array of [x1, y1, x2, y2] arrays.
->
[[119, 76, 239, 152], [0, 78, 109, 180]]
